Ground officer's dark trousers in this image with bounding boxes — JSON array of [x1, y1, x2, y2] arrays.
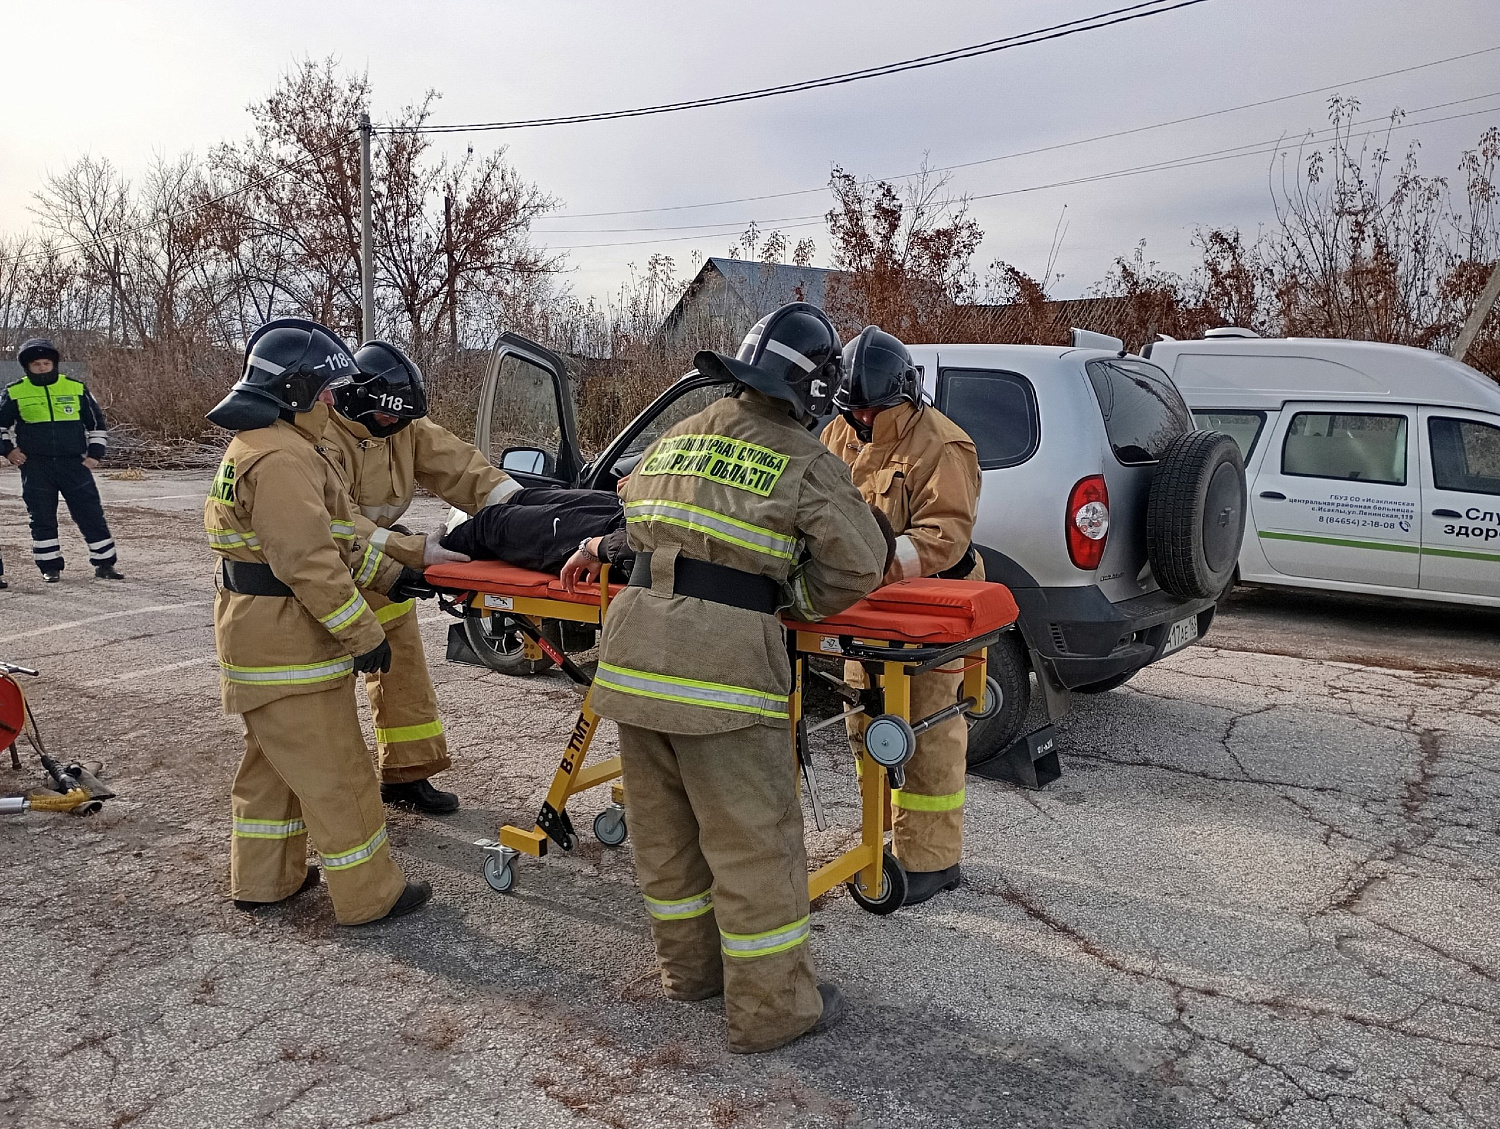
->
[[19, 456, 116, 574]]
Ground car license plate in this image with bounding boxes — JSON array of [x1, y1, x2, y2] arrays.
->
[[1161, 615, 1199, 656]]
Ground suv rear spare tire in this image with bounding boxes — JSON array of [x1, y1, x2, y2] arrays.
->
[[1146, 430, 1246, 600]]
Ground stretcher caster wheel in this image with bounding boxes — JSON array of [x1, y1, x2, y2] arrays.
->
[[968, 675, 1004, 721], [848, 849, 907, 915], [482, 852, 517, 894], [593, 804, 628, 847], [863, 714, 916, 770]]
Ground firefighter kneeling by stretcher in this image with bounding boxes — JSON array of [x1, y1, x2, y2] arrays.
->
[[564, 303, 888, 1053], [822, 327, 983, 906]]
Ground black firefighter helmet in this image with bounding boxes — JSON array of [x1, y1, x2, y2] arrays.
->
[[693, 302, 841, 421], [331, 340, 429, 438], [833, 326, 920, 440], [206, 318, 359, 431]]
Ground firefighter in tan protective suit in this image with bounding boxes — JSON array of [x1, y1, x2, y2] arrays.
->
[[563, 304, 888, 1054], [204, 318, 432, 925], [321, 340, 516, 813], [821, 326, 982, 906]]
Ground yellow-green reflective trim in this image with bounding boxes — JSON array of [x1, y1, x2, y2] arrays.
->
[[643, 888, 714, 921], [319, 591, 369, 634], [207, 527, 261, 551], [220, 657, 354, 685], [625, 498, 797, 560], [354, 543, 384, 587], [720, 915, 810, 959], [321, 825, 388, 870], [233, 817, 306, 840], [891, 786, 966, 812], [374, 719, 444, 745], [329, 520, 356, 541], [375, 599, 415, 624], [594, 661, 790, 720]]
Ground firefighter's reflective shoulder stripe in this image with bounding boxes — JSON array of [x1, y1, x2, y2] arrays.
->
[[210, 459, 238, 505], [353, 543, 385, 587], [643, 888, 714, 921], [233, 817, 307, 840], [319, 592, 370, 634], [221, 657, 354, 686], [595, 662, 790, 720], [321, 825, 389, 871], [720, 915, 810, 959], [375, 719, 443, 744], [891, 786, 966, 812], [329, 519, 356, 541], [624, 499, 797, 561], [639, 433, 789, 497], [374, 598, 414, 624], [207, 527, 260, 552]]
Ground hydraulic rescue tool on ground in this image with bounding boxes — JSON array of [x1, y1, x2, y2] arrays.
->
[[1, 660, 116, 815]]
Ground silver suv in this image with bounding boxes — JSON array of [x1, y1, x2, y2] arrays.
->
[[464, 331, 1247, 777]]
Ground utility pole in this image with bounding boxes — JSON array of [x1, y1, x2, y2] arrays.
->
[[444, 191, 458, 360], [1451, 259, 1500, 365], [359, 112, 375, 343]]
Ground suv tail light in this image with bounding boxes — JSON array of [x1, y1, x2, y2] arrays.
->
[[1066, 475, 1110, 570]]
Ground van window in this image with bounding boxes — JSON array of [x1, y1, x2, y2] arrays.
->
[[1192, 410, 1266, 458], [1282, 412, 1407, 485], [937, 369, 1038, 469], [1430, 417, 1500, 496], [1085, 359, 1192, 465]]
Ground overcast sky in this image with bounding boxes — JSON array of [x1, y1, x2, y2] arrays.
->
[[4, 0, 1499, 309]]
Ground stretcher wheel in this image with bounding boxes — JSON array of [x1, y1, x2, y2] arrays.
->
[[968, 675, 1003, 721], [848, 849, 907, 915], [863, 714, 916, 770], [593, 804, 628, 847], [482, 853, 517, 894]]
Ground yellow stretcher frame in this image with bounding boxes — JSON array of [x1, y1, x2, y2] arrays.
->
[[447, 570, 996, 912]]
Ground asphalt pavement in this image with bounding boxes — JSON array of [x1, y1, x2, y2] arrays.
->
[[0, 466, 1496, 1129]]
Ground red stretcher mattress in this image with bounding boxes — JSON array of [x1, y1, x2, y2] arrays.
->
[[425, 561, 1018, 645]]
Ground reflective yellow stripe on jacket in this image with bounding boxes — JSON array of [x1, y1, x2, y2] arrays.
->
[[220, 657, 355, 686], [353, 543, 385, 587], [319, 592, 370, 635], [207, 527, 261, 552], [624, 499, 798, 561], [594, 662, 790, 720]]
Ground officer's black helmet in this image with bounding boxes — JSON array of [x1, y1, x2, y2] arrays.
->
[[17, 338, 60, 370], [693, 302, 841, 421], [833, 326, 919, 414], [332, 341, 429, 437], [206, 317, 358, 431]]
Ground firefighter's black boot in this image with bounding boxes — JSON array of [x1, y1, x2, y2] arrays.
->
[[381, 778, 460, 814], [234, 866, 321, 911], [903, 864, 962, 906]]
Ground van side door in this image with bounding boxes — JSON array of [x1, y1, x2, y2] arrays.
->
[[473, 332, 581, 488], [1249, 403, 1420, 587], [1419, 407, 1500, 599]]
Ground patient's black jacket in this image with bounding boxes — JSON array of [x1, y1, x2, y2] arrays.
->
[[440, 487, 627, 574]]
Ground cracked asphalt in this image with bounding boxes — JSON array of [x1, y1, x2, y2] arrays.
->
[[1, 467, 1497, 1129]]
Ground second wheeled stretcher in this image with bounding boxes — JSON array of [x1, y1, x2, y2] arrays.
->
[[426, 559, 1019, 914]]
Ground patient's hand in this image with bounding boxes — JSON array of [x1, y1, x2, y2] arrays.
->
[[561, 547, 604, 593], [422, 534, 471, 567]]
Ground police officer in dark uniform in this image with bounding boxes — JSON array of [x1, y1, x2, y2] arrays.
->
[[0, 339, 123, 582]]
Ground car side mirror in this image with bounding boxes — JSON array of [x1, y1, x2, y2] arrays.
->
[[500, 446, 555, 476]]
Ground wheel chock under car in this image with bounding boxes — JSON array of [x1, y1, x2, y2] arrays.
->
[[968, 724, 1061, 790]]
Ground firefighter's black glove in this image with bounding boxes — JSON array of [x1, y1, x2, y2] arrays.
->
[[352, 638, 392, 674], [388, 566, 437, 601]]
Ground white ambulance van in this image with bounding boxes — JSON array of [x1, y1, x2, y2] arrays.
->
[[1146, 331, 1500, 608]]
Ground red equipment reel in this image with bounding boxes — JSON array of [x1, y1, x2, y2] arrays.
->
[[0, 675, 26, 753]]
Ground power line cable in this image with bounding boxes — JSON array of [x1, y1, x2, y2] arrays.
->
[[410, 0, 1214, 135], [542, 44, 1500, 220]]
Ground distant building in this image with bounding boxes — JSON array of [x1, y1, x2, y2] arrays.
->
[[657, 258, 841, 350]]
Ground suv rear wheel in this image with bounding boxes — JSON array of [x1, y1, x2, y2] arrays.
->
[[965, 630, 1032, 766]]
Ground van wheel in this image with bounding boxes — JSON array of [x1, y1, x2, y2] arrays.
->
[[1075, 668, 1139, 694], [965, 631, 1031, 767], [463, 616, 562, 675], [1147, 431, 1246, 600]]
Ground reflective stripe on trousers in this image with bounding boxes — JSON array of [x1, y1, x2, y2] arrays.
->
[[720, 915, 810, 959], [375, 599, 414, 624], [221, 657, 354, 686], [624, 498, 797, 561], [891, 786, 966, 812], [594, 662, 790, 720], [374, 719, 443, 744], [644, 888, 714, 921], [233, 817, 307, 839], [320, 825, 388, 870]]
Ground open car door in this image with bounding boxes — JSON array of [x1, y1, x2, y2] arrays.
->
[[474, 333, 582, 489], [577, 371, 736, 492]]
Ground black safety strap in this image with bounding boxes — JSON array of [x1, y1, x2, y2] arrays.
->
[[629, 552, 780, 616], [220, 559, 293, 597]]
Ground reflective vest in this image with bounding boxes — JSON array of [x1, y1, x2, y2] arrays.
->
[[10, 375, 85, 423]]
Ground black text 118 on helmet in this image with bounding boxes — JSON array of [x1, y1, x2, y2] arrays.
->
[[332, 340, 429, 437], [206, 317, 359, 431], [693, 302, 842, 421]]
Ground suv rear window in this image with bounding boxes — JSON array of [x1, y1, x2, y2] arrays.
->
[[937, 369, 1039, 469], [1085, 358, 1192, 464]]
